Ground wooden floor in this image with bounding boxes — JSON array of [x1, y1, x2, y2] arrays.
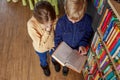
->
[[0, 0, 84, 80]]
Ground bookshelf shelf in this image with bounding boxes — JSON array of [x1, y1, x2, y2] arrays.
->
[[108, 0, 120, 21], [97, 29, 120, 79]]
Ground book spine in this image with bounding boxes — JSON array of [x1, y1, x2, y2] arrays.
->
[[107, 26, 120, 48], [100, 56, 109, 68], [104, 25, 114, 42], [105, 71, 115, 80], [103, 17, 118, 41], [106, 25, 117, 46], [101, 10, 112, 34], [98, 8, 109, 29], [110, 39, 120, 56], [112, 47, 120, 58], [108, 32, 120, 52]]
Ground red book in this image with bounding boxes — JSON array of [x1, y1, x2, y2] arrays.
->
[[90, 63, 97, 74], [99, 50, 107, 63], [101, 10, 112, 34], [108, 32, 120, 52]]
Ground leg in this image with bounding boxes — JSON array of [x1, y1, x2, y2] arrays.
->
[[49, 49, 61, 72], [36, 51, 50, 76], [62, 66, 69, 76]]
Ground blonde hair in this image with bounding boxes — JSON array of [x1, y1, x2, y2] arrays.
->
[[64, 0, 87, 20]]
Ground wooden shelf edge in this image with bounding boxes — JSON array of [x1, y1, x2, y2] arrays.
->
[[108, 0, 120, 21]]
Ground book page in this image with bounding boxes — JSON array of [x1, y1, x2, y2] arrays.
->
[[52, 42, 73, 66], [66, 50, 87, 73]]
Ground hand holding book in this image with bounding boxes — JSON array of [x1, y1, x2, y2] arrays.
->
[[52, 42, 87, 73], [79, 46, 87, 55]]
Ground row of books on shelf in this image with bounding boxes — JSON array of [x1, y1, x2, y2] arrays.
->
[[97, 7, 120, 72], [98, 8, 120, 51], [88, 32, 119, 79], [92, 0, 106, 15], [83, 48, 117, 80]]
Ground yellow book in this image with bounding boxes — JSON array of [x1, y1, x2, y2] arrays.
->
[[106, 26, 117, 46], [107, 26, 120, 48]]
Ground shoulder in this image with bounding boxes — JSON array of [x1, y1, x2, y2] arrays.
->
[[27, 16, 39, 31], [27, 17, 34, 28], [83, 13, 92, 21], [57, 15, 67, 23]]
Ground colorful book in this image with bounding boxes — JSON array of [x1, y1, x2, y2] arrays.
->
[[103, 65, 111, 74], [100, 54, 107, 64], [101, 10, 112, 34], [110, 75, 117, 80], [100, 55, 109, 68], [110, 39, 120, 56], [99, 49, 106, 63], [105, 71, 115, 80], [117, 51, 120, 58], [101, 60, 111, 70], [112, 46, 120, 58], [94, 71, 100, 80], [103, 68, 113, 78], [108, 32, 120, 52], [106, 25, 117, 46], [104, 24, 115, 43], [103, 17, 118, 41], [91, 32, 98, 48], [98, 8, 109, 29], [107, 26, 120, 48]]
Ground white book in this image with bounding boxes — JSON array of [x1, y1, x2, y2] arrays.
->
[[105, 26, 114, 42], [52, 42, 87, 73]]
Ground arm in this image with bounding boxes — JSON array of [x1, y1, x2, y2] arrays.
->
[[79, 16, 94, 55], [27, 21, 50, 51], [54, 21, 63, 49], [79, 16, 94, 47]]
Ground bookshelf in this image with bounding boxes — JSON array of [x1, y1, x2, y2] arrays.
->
[[82, 0, 120, 80], [97, 29, 120, 79]]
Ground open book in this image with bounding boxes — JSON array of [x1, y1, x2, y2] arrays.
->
[[52, 42, 87, 73]]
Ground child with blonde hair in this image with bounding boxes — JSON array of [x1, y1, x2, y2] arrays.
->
[[54, 0, 93, 76]]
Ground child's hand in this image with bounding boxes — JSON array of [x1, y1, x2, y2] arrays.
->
[[78, 46, 87, 55], [46, 27, 51, 32]]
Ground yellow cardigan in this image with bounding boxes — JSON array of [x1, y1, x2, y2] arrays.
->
[[27, 16, 56, 53]]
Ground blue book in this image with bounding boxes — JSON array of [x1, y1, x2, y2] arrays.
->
[[103, 17, 118, 41], [110, 75, 117, 80], [105, 71, 115, 80], [110, 39, 120, 56], [117, 51, 120, 58], [94, 0, 99, 8]]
